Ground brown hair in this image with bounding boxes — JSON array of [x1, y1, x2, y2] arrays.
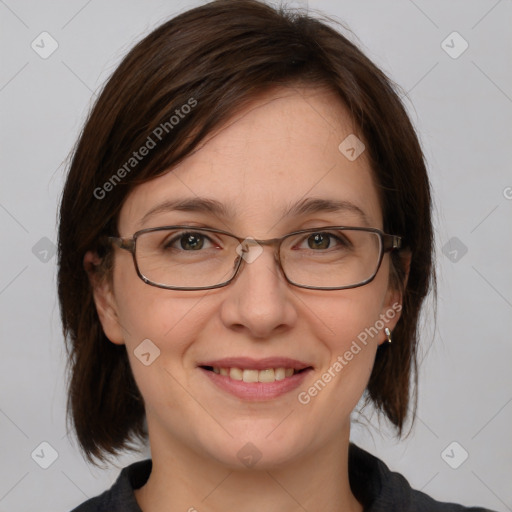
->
[[58, 0, 434, 465]]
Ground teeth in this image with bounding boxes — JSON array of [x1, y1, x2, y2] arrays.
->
[[229, 368, 243, 380], [243, 369, 259, 383], [258, 369, 274, 382], [274, 368, 286, 381], [212, 366, 301, 382]]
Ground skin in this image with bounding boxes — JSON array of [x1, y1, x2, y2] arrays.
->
[[85, 86, 405, 512]]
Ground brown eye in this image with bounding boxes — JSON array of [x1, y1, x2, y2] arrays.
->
[[307, 233, 330, 250], [301, 231, 351, 251], [180, 233, 205, 250], [164, 232, 211, 251]]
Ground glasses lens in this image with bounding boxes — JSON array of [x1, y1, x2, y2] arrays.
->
[[135, 228, 239, 289], [134, 227, 383, 289], [280, 228, 382, 289]]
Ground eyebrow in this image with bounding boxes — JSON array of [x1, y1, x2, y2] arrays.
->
[[138, 196, 370, 227], [283, 197, 370, 225]]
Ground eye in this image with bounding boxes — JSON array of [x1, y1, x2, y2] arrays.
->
[[298, 231, 352, 251], [164, 231, 215, 251]]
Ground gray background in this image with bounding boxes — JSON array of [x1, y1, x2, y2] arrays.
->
[[0, 0, 511, 510]]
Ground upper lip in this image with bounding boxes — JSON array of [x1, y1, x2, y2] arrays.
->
[[197, 357, 313, 371]]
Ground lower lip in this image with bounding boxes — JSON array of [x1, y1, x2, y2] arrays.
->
[[200, 368, 312, 401]]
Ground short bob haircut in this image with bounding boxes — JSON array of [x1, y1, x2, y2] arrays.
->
[[58, 0, 434, 465]]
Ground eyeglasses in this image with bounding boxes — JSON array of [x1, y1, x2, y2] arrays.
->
[[108, 225, 402, 291]]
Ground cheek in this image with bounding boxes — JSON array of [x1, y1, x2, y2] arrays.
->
[[325, 297, 382, 379], [113, 278, 215, 427], [317, 280, 389, 352], [112, 261, 213, 388], [303, 280, 390, 404], [113, 254, 209, 342]]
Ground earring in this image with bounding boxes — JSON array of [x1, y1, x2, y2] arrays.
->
[[384, 327, 392, 344]]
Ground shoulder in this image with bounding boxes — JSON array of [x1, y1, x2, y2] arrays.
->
[[348, 443, 497, 512], [69, 459, 152, 512]]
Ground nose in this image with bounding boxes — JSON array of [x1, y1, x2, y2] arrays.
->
[[218, 242, 298, 339]]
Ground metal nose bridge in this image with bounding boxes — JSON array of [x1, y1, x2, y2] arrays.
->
[[238, 235, 282, 254], [239, 235, 282, 247], [237, 236, 284, 269]]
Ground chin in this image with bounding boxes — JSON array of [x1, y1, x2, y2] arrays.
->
[[196, 424, 312, 471]]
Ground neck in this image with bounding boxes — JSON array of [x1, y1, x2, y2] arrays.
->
[[134, 422, 363, 512]]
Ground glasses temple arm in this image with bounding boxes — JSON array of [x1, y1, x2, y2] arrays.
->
[[382, 234, 402, 252], [108, 236, 135, 252]]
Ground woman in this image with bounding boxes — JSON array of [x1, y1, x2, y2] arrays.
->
[[58, 0, 496, 510]]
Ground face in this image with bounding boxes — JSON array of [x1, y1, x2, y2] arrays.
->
[[89, 86, 402, 470]]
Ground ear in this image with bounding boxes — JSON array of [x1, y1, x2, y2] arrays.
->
[[83, 250, 125, 345], [378, 249, 412, 345]]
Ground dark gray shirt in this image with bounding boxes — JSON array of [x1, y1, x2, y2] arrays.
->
[[70, 443, 496, 511]]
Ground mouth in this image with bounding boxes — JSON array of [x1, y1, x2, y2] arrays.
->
[[200, 366, 310, 383], [197, 357, 313, 401]]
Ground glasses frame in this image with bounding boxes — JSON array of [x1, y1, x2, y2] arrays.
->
[[108, 225, 402, 291]]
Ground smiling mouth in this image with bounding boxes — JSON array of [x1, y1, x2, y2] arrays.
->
[[200, 366, 311, 383]]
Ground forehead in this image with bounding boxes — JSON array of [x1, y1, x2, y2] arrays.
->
[[119, 86, 382, 235]]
